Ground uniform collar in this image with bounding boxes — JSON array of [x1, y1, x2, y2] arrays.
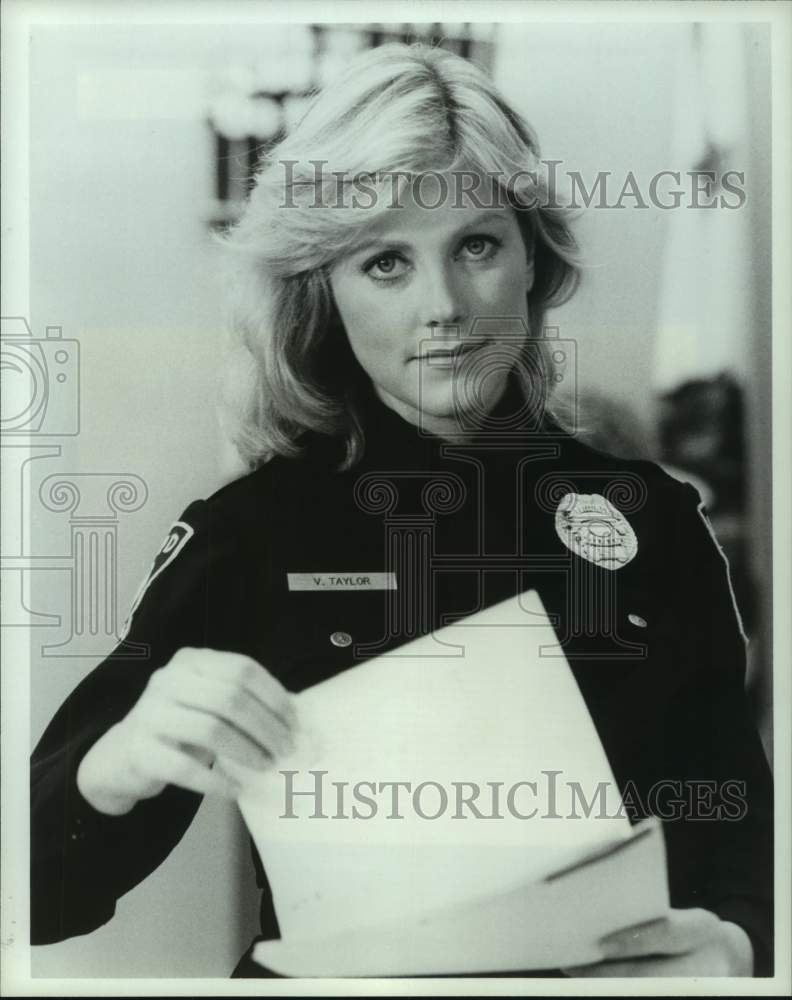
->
[[296, 371, 575, 473]]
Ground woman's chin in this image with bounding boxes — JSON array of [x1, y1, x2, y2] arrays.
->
[[420, 372, 508, 419]]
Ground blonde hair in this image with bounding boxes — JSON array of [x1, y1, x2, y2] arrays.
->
[[221, 42, 580, 471]]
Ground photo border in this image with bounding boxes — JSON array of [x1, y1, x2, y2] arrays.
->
[[2, 0, 789, 995]]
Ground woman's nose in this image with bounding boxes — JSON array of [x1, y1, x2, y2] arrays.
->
[[419, 263, 466, 329]]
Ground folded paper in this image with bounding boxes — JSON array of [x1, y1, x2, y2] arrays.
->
[[232, 591, 667, 974], [253, 817, 668, 976]]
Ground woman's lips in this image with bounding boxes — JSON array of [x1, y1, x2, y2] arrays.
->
[[413, 341, 488, 365]]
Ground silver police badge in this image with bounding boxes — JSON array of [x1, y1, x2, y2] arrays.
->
[[555, 492, 638, 570]]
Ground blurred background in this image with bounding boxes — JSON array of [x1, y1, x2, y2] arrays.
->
[[13, 19, 770, 978]]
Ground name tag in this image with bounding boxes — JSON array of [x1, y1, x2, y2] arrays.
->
[[287, 572, 397, 592]]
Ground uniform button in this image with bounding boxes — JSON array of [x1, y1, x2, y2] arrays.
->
[[330, 631, 352, 648], [628, 613, 648, 628]]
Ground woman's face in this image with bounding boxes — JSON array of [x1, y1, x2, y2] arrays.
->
[[328, 175, 534, 438]]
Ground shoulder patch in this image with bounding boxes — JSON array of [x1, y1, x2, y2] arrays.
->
[[119, 520, 195, 640]]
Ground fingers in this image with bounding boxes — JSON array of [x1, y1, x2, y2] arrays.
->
[[147, 658, 295, 760], [185, 649, 296, 729], [560, 908, 731, 977], [562, 946, 732, 978], [598, 909, 721, 960], [159, 670, 293, 758], [131, 741, 239, 801], [152, 702, 277, 771], [215, 751, 264, 788], [93, 648, 297, 807]]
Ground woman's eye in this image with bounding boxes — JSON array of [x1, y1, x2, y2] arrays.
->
[[363, 253, 408, 281], [459, 235, 500, 260]]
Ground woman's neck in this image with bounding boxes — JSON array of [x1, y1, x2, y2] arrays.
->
[[370, 375, 514, 444]]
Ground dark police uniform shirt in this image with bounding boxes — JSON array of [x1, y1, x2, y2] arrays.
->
[[31, 377, 774, 977]]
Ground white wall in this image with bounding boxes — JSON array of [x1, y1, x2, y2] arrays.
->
[[494, 22, 683, 443]]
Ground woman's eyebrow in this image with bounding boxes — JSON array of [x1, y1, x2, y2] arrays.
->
[[351, 237, 413, 257], [351, 212, 512, 258]]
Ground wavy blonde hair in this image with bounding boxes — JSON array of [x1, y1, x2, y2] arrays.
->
[[221, 42, 580, 470]]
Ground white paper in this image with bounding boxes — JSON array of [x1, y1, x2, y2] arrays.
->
[[234, 590, 636, 956], [253, 817, 669, 976]]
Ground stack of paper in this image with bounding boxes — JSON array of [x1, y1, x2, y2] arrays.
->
[[232, 590, 669, 976]]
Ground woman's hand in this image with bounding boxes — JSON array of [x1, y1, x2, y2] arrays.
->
[[561, 908, 753, 977], [76, 648, 296, 816]]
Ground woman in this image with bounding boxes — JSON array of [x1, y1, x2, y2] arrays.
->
[[31, 43, 772, 978]]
